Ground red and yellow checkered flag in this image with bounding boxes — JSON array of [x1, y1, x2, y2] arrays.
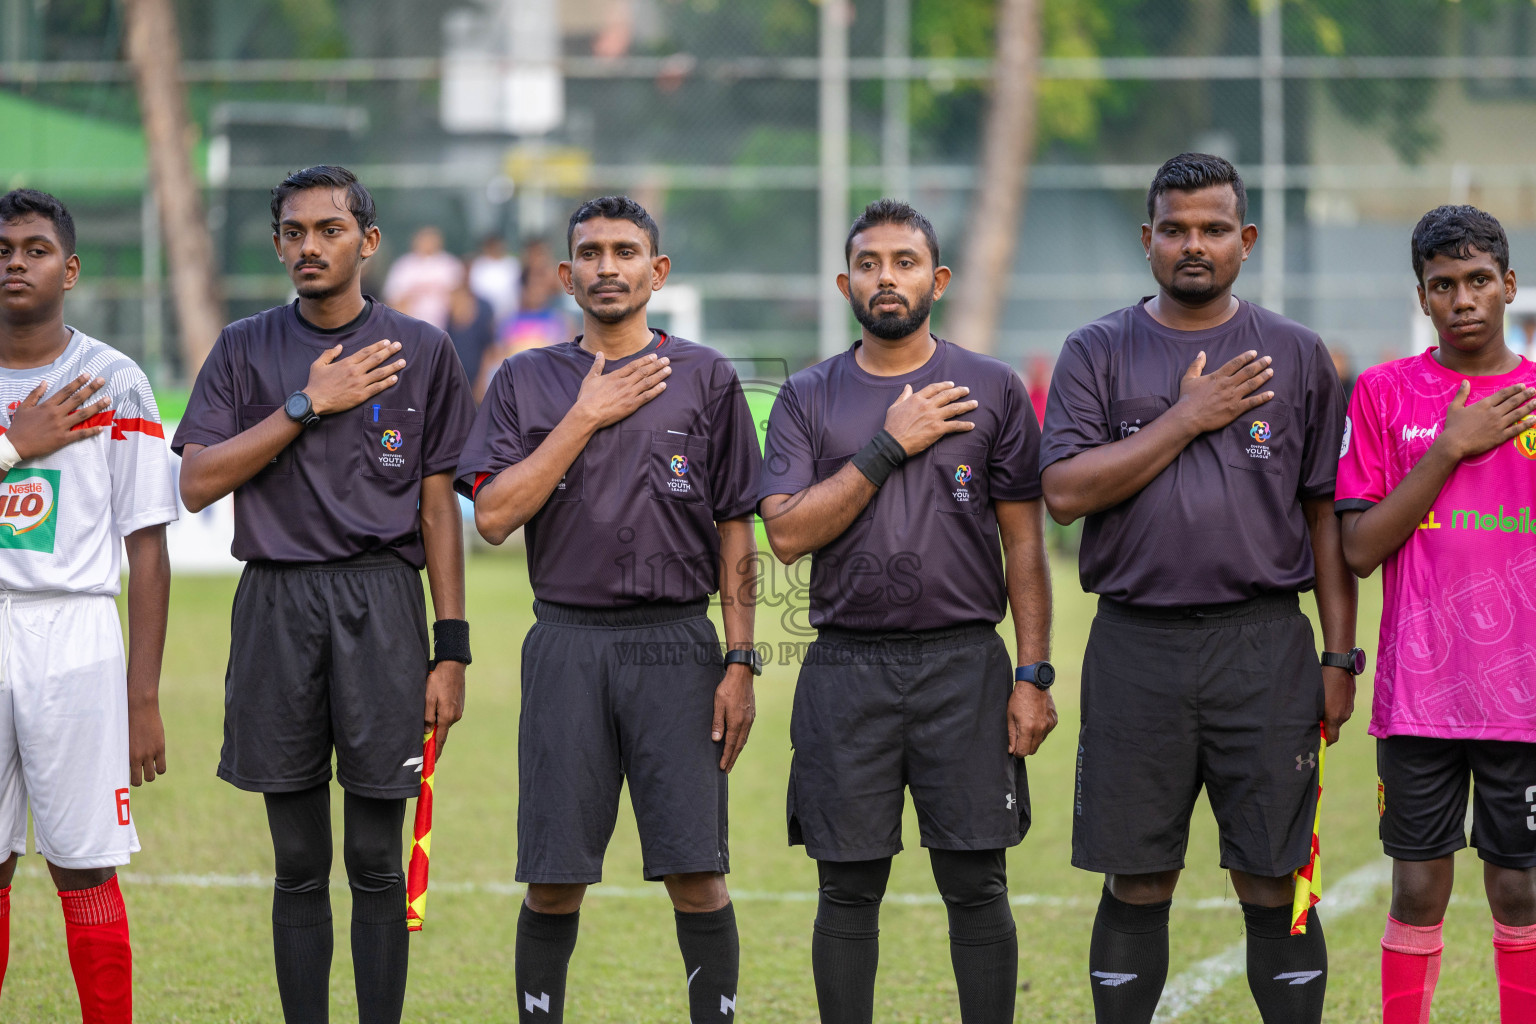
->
[[406, 727, 437, 932], [1291, 723, 1326, 935]]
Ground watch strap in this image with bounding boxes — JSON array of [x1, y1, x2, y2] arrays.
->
[[724, 648, 762, 676]]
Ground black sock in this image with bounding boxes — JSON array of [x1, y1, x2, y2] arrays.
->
[[1088, 887, 1170, 1024], [675, 903, 739, 1021], [516, 904, 580, 1022], [812, 858, 891, 1024], [1243, 902, 1326, 1024], [946, 895, 1017, 1024], [342, 793, 409, 1024], [931, 848, 1016, 1024], [272, 888, 333, 1024], [351, 882, 409, 1024], [266, 785, 334, 1024]]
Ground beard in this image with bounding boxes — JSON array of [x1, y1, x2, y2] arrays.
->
[[581, 284, 643, 324], [1159, 259, 1236, 306], [852, 284, 935, 340]]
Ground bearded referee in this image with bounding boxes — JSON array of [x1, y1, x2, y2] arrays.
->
[[174, 166, 475, 1024], [1040, 153, 1359, 1024], [457, 196, 760, 1023], [759, 199, 1053, 1024]]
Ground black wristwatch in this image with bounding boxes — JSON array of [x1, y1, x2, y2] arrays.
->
[[284, 390, 321, 428], [1015, 661, 1056, 691], [724, 648, 763, 677], [1321, 647, 1367, 676]]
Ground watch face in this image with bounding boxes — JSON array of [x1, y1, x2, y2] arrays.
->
[[1350, 648, 1367, 676], [1037, 663, 1055, 686], [285, 392, 310, 420]]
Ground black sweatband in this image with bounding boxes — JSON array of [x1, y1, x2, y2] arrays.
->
[[432, 619, 472, 666], [850, 429, 907, 488]]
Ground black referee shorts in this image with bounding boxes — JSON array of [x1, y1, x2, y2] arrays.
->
[[1072, 593, 1324, 878], [516, 599, 729, 885], [219, 551, 430, 800], [787, 623, 1029, 862]]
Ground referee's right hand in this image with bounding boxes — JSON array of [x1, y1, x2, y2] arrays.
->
[[1173, 349, 1274, 434], [572, 351, 671, 431], [883, 380, 977, 456], [304, 340, 406, 415]]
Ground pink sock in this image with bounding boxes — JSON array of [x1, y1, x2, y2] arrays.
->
[[1493, 919, 1536, 1024], [1382, 915, 1442, 1024]]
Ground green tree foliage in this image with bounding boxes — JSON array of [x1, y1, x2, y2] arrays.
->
[[1286, 0, 1504, 164]]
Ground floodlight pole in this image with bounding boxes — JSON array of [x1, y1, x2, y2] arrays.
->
[[819, 0, 851, 361], [1259, 0, 1285, 314], [882, 0, 911, 201]]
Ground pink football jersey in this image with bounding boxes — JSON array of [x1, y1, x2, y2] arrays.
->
[[1337, 349, 1536, 742]]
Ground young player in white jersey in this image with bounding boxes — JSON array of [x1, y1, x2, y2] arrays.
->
[[0, 189, 177, 1023]]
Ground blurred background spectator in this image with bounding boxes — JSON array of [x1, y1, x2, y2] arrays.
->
[[446, 258, 497, 399], [383, 226, 463, 330], [468, 235, 521, 325]]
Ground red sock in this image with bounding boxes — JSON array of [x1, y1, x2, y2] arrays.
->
[[58, 876, 132, 1024], [0, 885, 10, 996], [1494, 919, 1536, 1024], [1381, 915, 1442, 1024]]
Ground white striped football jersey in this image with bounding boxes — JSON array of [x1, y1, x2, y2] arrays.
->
[[0, 328, 178, 594]]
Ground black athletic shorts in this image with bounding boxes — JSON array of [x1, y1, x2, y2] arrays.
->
[[1072, 593, 1324, 878], [787, 623, 1029, 862], [516, 599, 728, 885], [1378, 735, 1536, 869], [219, 551, 430, 799]]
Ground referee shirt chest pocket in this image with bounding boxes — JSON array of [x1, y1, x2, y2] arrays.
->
[[527, 429, 584, 501], [240, 404, 293, 476], [932, 440, 988, 515], [1107, 395, 1171, 440], [1225, 400, 1291, 475], [649, 431, 709, 505], [814, 453, 873, 523], [360, 408, 424, 479]]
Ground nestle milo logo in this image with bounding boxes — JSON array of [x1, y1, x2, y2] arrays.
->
[[0, 467, 61, 552], [1449, 506, 1536, 535]]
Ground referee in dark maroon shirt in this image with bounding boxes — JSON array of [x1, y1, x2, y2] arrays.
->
[[457, 196, 760, 1023], [759, 200, 1054, 1024], [1040, 154, 1359, 1024], [174, 166, 476, 1024]]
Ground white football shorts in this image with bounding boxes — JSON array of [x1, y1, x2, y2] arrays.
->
[[0, 590, 139, 868]]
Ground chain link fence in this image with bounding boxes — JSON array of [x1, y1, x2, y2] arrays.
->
[[5, 0, 1536, 386]]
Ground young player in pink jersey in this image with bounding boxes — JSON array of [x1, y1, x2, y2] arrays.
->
[[0, 189, 177, 1023], [1336, 205, 1536, 1024]]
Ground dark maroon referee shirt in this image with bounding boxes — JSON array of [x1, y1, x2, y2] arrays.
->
[[758, 337, 1043, 632], [173, 298, 476, 568], [1040, 298, 1345, 606], [455, 331, 762, 607]]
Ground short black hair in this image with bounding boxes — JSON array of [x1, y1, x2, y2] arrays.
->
[[1147, 153, 1247, 223], [566, 196, 660, 257], [0, 189, 76, 255], [1411, 204, 1509, 283], [845, 198, 940, 266], [270, 165, 377, 233]]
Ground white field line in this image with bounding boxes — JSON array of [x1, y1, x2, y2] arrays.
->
[[13, 863, 1298, 911], [1150, 857, 1393, 1023]]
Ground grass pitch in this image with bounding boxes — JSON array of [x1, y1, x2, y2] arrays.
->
[[0, 550, 1508, 1022]]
